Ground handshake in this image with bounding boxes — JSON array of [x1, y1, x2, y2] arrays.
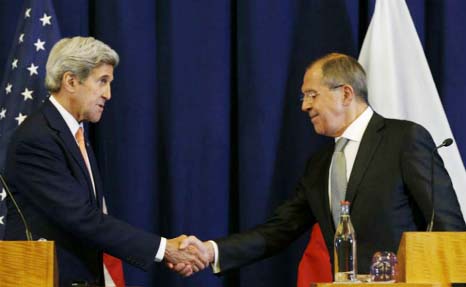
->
[[164, 235, 214, 277]]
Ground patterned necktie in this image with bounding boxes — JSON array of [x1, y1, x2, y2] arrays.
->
[[75, 127, 88, 166], [75, 127, 125, 286], [331, 137, 349, 227], [75, 127, 96, 196]]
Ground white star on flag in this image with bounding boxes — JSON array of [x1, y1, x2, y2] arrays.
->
[[34, 38, 46, 51], [0, 189, 6, 201], [11, 59, 18, 69], [15, 113, 27, 126], [25, 8, 31, 18], [0, 109, 6, 119], [27, 63, 39, 76], [21, 88, 34, 101], [0, 216, 4, 225], [5, 83, 12, 94], [0, 0, 62, 240], [39, 13, 52, 26]]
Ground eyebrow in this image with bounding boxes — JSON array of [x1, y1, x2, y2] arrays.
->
[[99, 75, 113, 81]]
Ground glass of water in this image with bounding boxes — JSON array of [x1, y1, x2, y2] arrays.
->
[[370, 251, 397, 282]]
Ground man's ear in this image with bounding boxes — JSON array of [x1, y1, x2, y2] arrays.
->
[[342, 84, 355, 106], [62, 72, 78, 93]]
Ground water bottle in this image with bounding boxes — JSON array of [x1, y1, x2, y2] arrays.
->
[[334, 200, 357, 282]]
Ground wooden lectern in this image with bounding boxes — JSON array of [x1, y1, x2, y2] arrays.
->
[[397, 232, 466, 286], [0, 241, 57, 287]]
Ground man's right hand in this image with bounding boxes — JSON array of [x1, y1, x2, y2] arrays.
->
[[164, 235, 211, 277], [165, 235, 214, 277]]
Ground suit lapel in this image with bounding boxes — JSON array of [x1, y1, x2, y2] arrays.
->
[[87, 141, 103, 208], [346, 113, 385, 204], [42, 101, 97, 204]]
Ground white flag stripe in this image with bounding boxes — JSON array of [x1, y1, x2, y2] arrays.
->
[[358, 0, 466, 217], [103, 266, 117, 287]]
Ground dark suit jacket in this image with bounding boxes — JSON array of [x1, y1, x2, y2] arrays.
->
[[4, 100, 160, 286], [215, 113, 466, 275]]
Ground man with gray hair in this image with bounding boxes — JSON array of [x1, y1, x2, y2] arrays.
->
[[173, 53, 465, 278], [4, 36, 207, 286]]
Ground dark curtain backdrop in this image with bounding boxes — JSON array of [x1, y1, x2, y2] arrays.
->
[[1, 0, 465, 286]]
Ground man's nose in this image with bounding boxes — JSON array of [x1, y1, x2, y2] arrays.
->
[[103, 85, 111, 100], [301, 99, 312, 112]]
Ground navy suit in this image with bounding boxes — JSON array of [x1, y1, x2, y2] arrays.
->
[[215, 113, 466, 275], [4, 100, 160, 286]]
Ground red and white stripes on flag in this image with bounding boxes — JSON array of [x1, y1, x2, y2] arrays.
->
[[102, 198, 126, 287]]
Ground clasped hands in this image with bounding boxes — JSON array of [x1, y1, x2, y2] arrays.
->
[[164, 235, 213, 277]]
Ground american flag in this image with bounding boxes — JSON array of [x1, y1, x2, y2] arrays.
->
[[0, 0, 60, 238]]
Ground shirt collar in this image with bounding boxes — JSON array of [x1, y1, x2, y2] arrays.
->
[[336, 106, 373, 143], [49, 95, 83, 138]]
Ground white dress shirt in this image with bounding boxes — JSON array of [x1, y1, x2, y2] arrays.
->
[[328, 106, 374, 209]]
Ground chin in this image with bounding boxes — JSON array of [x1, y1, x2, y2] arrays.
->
[[312, 126, 324, 135], [89, 115, 102, 123]]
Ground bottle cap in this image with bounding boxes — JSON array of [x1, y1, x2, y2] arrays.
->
[[340, 200, 350, 205]]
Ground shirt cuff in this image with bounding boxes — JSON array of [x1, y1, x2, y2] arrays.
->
[[155, 237, 167, 262], [208, 240, 221, 273]]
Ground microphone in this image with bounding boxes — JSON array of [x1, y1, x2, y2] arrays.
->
[[437, 138, 453, 149], [426, 138, 453, 232], [0, 174, 32, 241]]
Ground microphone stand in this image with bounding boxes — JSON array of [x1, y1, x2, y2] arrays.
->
[[0, 174, 32, 241], [426, 138, 453, 232]]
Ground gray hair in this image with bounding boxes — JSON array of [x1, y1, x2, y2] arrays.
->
[[309, 53, 368, 103], [45, 36, 119, 93]]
